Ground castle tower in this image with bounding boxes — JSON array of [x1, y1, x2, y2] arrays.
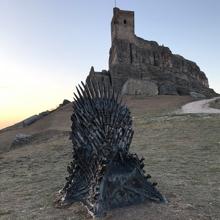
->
[[111, 8, 135, 43]]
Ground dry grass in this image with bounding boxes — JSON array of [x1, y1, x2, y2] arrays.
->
[[0, 95, 220, 220]]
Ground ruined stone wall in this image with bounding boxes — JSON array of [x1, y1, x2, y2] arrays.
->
[[86, 67, 111, 88]]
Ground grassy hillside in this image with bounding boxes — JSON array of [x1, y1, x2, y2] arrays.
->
[[0, 95, 220, 220], [0, 103, 72, 153]]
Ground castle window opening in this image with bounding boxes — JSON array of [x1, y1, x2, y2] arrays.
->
[[124, 19, 127, 24]]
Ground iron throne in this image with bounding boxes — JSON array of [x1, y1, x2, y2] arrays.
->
[[59, 81, 165, 217]]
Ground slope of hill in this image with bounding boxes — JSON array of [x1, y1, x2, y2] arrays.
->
[[1, 95, 220, 219], [0, 103, 72, 153]]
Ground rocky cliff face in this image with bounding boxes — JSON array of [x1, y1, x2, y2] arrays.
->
[[108, 37, 216, 97], [87, 8, 217, 98]]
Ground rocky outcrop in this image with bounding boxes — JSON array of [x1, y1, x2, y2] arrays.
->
[[21, 100, 71, 128], [11, 134, 32, 149], [108, 37, 217, 97], [23, 115, 42, 127], [22, 111, 50, 127], [87, 8, 218, 98], [10, 130, 70, 150], [159, 83, 178, 95], [190, 92, 206, 99], [59, 99, 71, 108]]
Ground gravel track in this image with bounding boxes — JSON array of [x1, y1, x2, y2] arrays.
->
[[181, 97, 220, 114]]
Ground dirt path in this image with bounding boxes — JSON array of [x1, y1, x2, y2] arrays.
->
[[181, 97, 220, 114]]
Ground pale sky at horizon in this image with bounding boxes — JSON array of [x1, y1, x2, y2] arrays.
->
[[0, 0, 220, 129]]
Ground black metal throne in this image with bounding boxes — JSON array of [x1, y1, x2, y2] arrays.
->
[[59, 81, 165, 217]]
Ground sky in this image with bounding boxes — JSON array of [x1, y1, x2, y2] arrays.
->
[[0, 0, 220, 129]]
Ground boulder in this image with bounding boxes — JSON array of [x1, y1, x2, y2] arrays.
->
[[39, 110, 50, 117], [11, 133, 32, 149], [121, 79, 158, 96], [22, 115, 41, 127]]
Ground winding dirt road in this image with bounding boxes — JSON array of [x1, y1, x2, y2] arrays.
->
[[181, 97, 220, 114]]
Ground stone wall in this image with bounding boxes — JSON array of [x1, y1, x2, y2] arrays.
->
[[87, 66, 111, 87]]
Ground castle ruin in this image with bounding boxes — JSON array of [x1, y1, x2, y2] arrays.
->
[[87, 7, 217, 97]]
